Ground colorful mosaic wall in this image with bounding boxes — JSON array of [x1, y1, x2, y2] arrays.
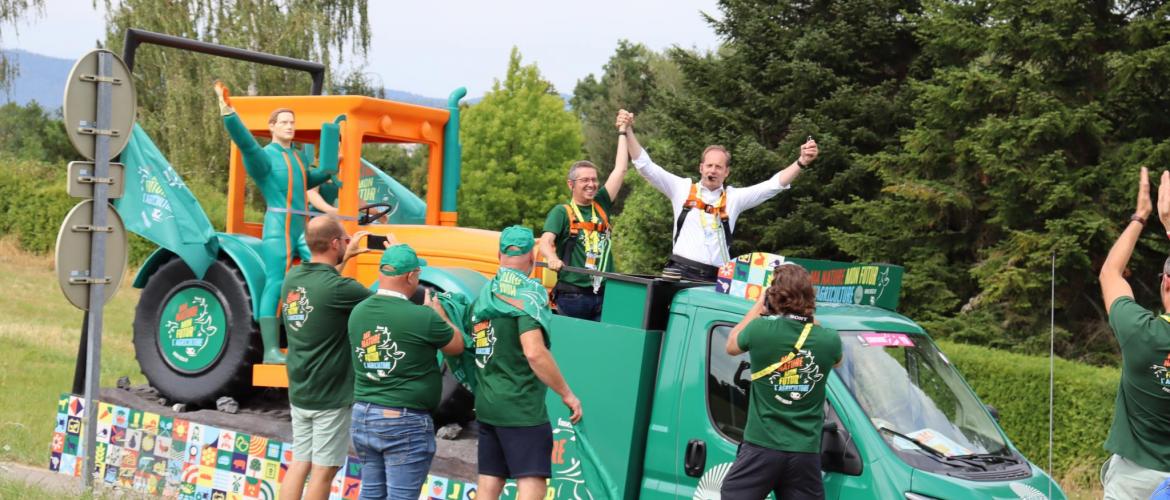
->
[[48, 394, 478, 500]]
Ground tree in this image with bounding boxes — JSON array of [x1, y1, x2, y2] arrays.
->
[[0, 101, 72, 163], [0, 0, 44, 89], [459, 47, 584, 231], [99, 0, 370, 184]]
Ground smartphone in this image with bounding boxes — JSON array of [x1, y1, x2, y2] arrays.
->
[[366, 234, 389, 250]]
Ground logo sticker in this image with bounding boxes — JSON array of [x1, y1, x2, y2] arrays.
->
[[767, 350, 824, 405], [355, 326, 406, 380], [282, 287, 314, 332]]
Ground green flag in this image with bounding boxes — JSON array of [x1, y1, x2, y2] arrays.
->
[[114, 124, 219, 277], [433, 290, 478, 392], [572, 421, 622, 500], [471, 266, 552, 333]]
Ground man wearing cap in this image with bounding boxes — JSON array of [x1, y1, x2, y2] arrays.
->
[[617, 109, 818, 281], [1097, 167, 1170, 499], [279, 216, 373, 500], [473, 226, 583, 500], [538, 124, 631, 320], [347, 244, 465, 500]]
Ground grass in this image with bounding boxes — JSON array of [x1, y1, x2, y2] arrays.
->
[[0, 238, 144, 467], [0, 238, 1106, 499]]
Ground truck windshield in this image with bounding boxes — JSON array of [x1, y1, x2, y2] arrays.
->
[[835, 331, 1010, 459]]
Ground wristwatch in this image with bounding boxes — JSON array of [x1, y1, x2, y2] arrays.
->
[[1130, 214, 1147, 226], [796, 158, 809, 168]]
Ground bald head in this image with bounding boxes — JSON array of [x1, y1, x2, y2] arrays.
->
[[307, 216, 346, 256]]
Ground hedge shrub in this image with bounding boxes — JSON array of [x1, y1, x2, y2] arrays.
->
[[938, 339, 1118, 478]]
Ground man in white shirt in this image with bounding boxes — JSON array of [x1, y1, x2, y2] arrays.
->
[[616, 109, 818, 280]]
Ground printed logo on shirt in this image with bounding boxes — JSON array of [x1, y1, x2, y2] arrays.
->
[[281, 287, 314, 332], [1153, 353, 1170, 394], [473, 319, 496, 369], [354, 326, 405, 380], [766, 349, 824, 405]]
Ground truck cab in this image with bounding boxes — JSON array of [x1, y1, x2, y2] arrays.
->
[[533, 258, 1065, 499]]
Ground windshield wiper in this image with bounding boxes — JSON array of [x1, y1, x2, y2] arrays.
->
[[877, 427, 987, 470], [949, 452, 1021, 465]]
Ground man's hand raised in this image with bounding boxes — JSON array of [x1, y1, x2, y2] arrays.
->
[[1158, 170, 1170, 229], [799, 138, 818, 166], [1137, 166, 1153, 221]]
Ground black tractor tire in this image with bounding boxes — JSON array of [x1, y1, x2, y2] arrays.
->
[[133, 256, 260, 406]]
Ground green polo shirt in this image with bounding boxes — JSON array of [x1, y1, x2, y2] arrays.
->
[[470, 312, 549, 427], [1105, 297, 1170, 472], [347, 291, 455, 411], [542, 187, 615, 289], [738, 316, 842, 453], [280, 263, 372, 410]]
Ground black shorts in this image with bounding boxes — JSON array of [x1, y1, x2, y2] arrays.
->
[[477, 422, 553, 479], [720, 442, 824, 500]]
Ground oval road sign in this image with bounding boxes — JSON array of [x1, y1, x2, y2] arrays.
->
[[54, 200, 129, 310], [63, 49, 137, 161]]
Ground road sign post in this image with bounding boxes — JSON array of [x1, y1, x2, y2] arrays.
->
[[56, 48, 135, 490]]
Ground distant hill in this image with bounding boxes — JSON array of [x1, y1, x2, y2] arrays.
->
[[0, 49, 504, 110], [0, 49, 72, 110]]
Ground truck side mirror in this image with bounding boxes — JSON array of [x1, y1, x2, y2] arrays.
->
[[985, 404, 1000, 422], [821, 405, 863, 476]]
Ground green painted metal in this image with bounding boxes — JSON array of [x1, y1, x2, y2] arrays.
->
[[157, 283, 228, 373], [440, 87, 467, 213], [545, 314, 663, 499], [598, 279, 650, 329]]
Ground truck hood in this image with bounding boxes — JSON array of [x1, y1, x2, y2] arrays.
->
[[909, 464, 1065, 500]]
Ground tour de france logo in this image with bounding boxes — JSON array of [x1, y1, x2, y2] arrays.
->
[[165, 296, 219, 358], [767, 350, 824, 405], [472, 319, 496, 369], [355, 326, 405, 380], [282, 287, 314, 332], [1153, 353, 1170, 394]]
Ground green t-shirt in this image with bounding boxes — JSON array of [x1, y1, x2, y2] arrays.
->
[[470, 311, 549, 426], [280, 263, 372, 410], [1105, 297, 1170, 472], [347, 292, 455, 411], [542, 187, 615, 289], [738, 316, 842, 453]]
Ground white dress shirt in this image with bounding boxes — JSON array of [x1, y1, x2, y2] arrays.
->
[[633, 151, 789, 267]]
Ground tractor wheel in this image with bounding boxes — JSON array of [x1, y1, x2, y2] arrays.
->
[[133, 256, 260, 405]]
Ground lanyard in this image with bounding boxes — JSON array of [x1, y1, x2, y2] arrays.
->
[[750, 321, 814, 381]]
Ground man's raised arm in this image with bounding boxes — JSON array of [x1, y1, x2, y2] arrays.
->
[[619, 109, 687, 199], [733, 138, 820, 212], [1101, 167, 1153, 314], [604, 118, 632, 199]]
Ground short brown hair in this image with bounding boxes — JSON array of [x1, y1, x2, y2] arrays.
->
[[268, 108, 295, 124], [764, 264, 816, 318], [701, 145, 731, 165], [306, 216, 346, 254]]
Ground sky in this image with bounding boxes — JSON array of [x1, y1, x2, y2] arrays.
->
[[1, 0, 725, 98]]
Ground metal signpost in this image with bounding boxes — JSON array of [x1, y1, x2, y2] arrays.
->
[[56, 48, 135, 489]]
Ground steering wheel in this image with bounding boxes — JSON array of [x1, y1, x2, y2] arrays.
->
[[358, 203, 394, 225]]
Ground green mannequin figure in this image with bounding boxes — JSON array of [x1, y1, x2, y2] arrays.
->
[[215, 83, 337, 363]]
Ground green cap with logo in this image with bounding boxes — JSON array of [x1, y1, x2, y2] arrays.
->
[[499, 225, 535, 256], [380, 244, 426, 276]]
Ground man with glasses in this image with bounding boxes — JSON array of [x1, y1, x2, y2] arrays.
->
[[279, 216, 373, 500], [538, 122, 631, 321], [1098, 167, 1170, 499]]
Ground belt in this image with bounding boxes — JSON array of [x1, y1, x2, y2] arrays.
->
[[667, 254, 719, 279], [554, 281, 604, 295], [354, 401, 430, 416], [267, 207, 357, 221]]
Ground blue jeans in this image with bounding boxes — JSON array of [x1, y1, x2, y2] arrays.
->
[[351, 402, 435, 500], [556, 290, 603, 321]]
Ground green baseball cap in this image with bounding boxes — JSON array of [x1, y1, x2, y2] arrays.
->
[[380, 244, 426, 276], [499, 225, 535, 256]]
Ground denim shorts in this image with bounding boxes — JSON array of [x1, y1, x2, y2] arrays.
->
[[351, 401, 435, 500]]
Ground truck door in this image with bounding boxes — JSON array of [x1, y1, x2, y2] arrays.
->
[[673, 308, 746, 498], [676, 307, 864, 499]]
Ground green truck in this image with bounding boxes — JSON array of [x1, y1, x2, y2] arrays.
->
[[424, 258, 1065, 500]]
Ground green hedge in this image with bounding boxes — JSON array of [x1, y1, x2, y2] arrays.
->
[[938, 339, 1118, 478], [0, 156, 217, 265]]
